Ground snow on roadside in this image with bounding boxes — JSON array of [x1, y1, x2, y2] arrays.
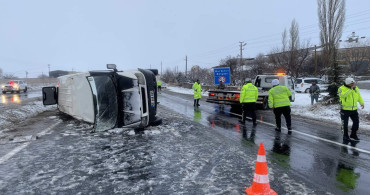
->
[[167, 86, 208, 96], [167, 86, 370, 132], [28, 82, 57, 91], [0, 101, 57, 132]]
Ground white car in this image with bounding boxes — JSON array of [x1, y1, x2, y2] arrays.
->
[[295, 78, 328, 93], [2, 80, 28, 94]]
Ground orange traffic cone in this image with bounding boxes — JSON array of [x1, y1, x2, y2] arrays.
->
[[245, 143, 277, 195]]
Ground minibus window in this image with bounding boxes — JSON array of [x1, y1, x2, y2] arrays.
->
[[87, 76, 118, 131]]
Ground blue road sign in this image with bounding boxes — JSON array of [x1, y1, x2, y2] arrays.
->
[[214, 67, 231, 85]]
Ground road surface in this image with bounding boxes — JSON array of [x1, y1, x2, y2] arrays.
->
[[0, 88, 369, 194]]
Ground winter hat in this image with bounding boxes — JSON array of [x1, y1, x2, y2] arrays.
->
[[345, 78, 355, 85], [272, 79, 280, 86]]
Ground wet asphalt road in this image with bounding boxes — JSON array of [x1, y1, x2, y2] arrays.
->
[[0, 89, 369, 194], [0, 90, 41, 109], [159, 89, 370, 195]]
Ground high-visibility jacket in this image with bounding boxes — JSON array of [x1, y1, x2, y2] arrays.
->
[[157, 81, 162, 86], [268, 85, 292, 108], [192, 82, 202, 99], [240, 83, 258, 103], [338, 85, 364, 111]]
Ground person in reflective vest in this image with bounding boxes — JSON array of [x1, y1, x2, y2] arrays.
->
[[157, 80, 162, 92], [268, 79, 292, 132], [338, 78, 364, 141], [239, 80, 258, 125], [192, 79, 202, 107]]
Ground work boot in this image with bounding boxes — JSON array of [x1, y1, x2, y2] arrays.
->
[[275, 128, 281, 132], [343, 134, 351, 141], [350, 134, 360, 141]]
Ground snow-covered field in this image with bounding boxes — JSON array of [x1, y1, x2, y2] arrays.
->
[[167, 86, 370, 132]]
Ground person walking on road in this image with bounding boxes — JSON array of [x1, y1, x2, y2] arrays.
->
[[193, 79, 202, 107], [338, 78, 365, 141], [239, 80, 258, 126], [268, 79, 292, 133], [157, 80, 162, 93], [309, 81, 320, 105]]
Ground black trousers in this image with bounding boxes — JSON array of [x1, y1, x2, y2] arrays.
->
[[273, 106, 291, 129], [194, 99, 200, 106], [340, 110, 359, 136], [241, 103, 256, 123]]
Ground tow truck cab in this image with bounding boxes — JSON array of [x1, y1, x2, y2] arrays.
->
[[42, 65, 161, 131], [206, 74, 295, 110]]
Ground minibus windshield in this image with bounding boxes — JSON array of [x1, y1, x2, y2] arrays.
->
[[87, 76, 118, 131]]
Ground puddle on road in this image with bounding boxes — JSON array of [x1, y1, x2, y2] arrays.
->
[[0, 91, 41, 105]]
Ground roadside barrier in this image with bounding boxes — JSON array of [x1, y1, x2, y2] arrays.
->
[[245, 143, 277, 195]]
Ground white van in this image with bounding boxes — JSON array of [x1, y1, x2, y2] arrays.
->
[[42, 65, 161, 131], [295, 77, 328, 93]]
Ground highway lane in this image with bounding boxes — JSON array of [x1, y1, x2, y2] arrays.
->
[[0, 90, 42, 109], [160, 89, 370, 194]]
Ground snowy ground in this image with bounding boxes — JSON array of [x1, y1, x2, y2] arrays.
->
[[167, 86, 370, 133], [0, 100, 57, 137]]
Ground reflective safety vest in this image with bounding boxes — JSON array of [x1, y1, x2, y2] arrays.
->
[[338, 85, 364, 111], [240, 83, 258, 103], [157, 81, 162, 86], [268, 85, 292, 108], [192, 82, 202, 99]]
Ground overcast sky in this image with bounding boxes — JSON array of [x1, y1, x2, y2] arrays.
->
[[1, 0, 369, 78]]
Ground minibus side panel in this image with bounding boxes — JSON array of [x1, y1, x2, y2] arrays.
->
[[58, 73, 94, 124]]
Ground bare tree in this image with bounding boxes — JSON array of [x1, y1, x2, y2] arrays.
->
[[318, 0, 345, 102], [318, 0, 345, 67], [3, 73, 17, 79], [251, 53, 271, 76], [162, 68, 176, 83], [189, 65, 201, 81], [269, 19, 311, 79], [218, 56, 238, 84], [0, 68, 3, 78]]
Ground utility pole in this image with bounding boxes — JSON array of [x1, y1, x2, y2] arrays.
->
[[150, 64, 151, 69], [185, 55, 188, 78], [26, 71, 28, 79], [314, 45, 317, 77], [239, 41, 246, 84], [48, 64, 50, 77], [161, 61, 162, 76]]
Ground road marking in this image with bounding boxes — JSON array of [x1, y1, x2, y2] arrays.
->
[[0, 143, 30, 164], [0, 121, 61, 164], [229, 111, 370, 155], [37, 122, 61, 137]]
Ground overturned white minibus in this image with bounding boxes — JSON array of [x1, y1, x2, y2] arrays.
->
[[42, 64, 161, 131]]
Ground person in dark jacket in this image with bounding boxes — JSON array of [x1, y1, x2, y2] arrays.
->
[[309, 81, 320, 105], [217, 81, 225, 90]]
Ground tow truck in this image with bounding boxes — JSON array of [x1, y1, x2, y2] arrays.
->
[[42, 64, 162, 131], [206, 73, 295, 110]]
